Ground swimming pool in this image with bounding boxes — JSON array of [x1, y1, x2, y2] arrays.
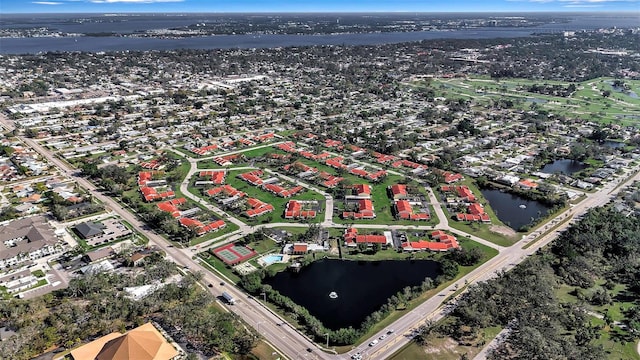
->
[[261, 254, 284, 266]]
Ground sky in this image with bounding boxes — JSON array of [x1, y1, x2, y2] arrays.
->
[[1, 0, 639, 14]]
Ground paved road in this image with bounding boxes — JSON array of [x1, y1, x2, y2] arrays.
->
[[5, 128, 331, 360], [5, 114, 637, 360], [364, 168, 640, 360], [472, 327, 510, 360]]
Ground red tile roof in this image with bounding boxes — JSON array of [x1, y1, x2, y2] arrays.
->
[[344, 228, 388, 245], [284, 200, 317, 219], [354, 184, 371, 196], [245, 198, 274, 218], [443, 172, 463, 183], [389, 184, 408, 198], [395, 200, 413, 215], [292, 243, 308, 253]]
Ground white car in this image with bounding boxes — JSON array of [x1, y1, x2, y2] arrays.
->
[[351, 352, 362, 359], [369, 339, 379, 346], [379, 334, 387, 340]]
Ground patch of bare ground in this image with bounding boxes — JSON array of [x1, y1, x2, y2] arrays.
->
[[422, 336, 482, 360], [424, 337, 459, 354], [489, 225, 516, 238]]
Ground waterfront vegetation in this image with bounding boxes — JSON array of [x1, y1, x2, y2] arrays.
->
[[236, 238, 497, 347], [437, 179, 518, 247]]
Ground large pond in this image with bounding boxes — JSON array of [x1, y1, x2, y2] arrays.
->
[[541, 159, 587, 175], [480, 189, 552, 230], [264, 258, 441, 330]]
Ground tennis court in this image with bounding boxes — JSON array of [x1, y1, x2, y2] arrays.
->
[[232, 245, 254, 257], [216, 249, 240, 264], [213, 243, 257, 265]]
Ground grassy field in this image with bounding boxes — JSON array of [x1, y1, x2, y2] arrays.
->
[[560, 280, 640, 360], [591, 318, 640, 360], [194, 144, 286, 169], [199, 253, 242, 284], [213, 169, 325, 224], [332, 174, 437, 226], [244, 340, 282, 360], [247, 237, 280, 255], [389, 326, 502, 360], [424, 77, 640, 127]]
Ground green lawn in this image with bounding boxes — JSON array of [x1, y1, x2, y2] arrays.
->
[[446, 211, 517, 248], [389, 326, 503, 360], [556, 281, 640, 360], [331, 174, 437, 226], [206, 169, 325, 224], [189, 223, 240, 246], [426, 77, 640, 126], [245, 340, 282, 360], [593, 322, 640, 360], [199, 253, 241, 284], [247, 237, 280, 255]]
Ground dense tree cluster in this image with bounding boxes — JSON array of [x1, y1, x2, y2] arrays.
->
[[519, 83, 577, 97], [0, 259, 255, 359], [442, 207, 640, 359], [81, 163, 135, 194]]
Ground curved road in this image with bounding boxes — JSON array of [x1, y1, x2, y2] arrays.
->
[[5, 113, 637, 360]]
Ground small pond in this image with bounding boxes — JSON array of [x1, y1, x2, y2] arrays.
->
[[541, 159, 587, 175], [480, 189, 553, 230]]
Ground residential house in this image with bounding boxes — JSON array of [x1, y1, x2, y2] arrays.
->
[[284, 200, 317, 220], [388, 184, 408, 200], [342, 199, 376, 220], [343, 228, 389, 247]]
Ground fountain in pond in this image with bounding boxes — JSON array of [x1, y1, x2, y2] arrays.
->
[[329, 291, 338, 299]]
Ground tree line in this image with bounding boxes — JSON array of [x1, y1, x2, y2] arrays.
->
[[437, 206, 640, 359]]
